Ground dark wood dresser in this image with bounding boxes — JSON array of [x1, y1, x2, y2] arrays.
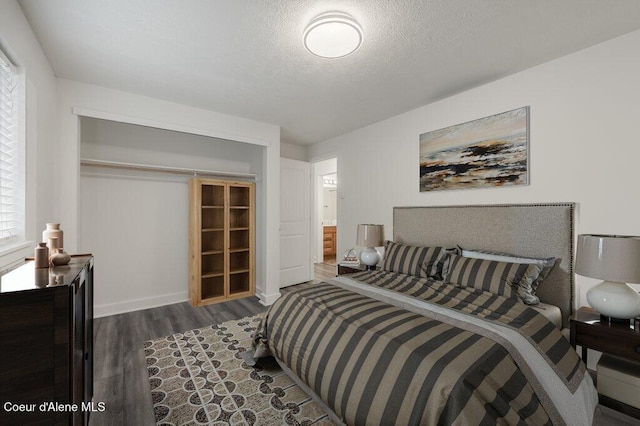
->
[[0, 256, 94, 425]]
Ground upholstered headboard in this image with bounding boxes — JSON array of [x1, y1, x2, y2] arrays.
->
[[393, 203, 575, 327]]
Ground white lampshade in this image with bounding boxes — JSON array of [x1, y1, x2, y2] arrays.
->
[[576, 234, 640, 320], [303, 12, 363, 58]]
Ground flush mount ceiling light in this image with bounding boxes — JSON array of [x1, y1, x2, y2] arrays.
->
[[303, 12, 363, 58]]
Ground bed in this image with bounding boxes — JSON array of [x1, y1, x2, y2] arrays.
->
[[253, 203, 598, 425]]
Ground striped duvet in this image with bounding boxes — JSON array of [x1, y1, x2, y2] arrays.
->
[[253, 271, 597, 425]]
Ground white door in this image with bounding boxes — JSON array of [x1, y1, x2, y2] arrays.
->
[[280, 158, 311, 287]]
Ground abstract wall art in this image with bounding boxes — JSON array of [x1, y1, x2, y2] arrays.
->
[[419, 106, 529, 192]]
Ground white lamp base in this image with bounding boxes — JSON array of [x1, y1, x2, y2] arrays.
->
[[586, 280, 640, 320], [360, 247, 380, 269]]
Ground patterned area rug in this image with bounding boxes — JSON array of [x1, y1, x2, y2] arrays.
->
[[144, 315, 334, 425]]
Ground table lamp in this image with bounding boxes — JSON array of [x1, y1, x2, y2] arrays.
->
[[356, 224, 384, 270], [575, 234, 640, 323]]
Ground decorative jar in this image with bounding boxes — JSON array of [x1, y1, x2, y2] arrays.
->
[[49, 248, 71, 266], [34, 242, 49, 268]]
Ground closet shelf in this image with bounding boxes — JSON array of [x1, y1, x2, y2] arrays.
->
[[202, 272, 224, 278], [229, 248, 250, 253], [81, 158, 257, 180]]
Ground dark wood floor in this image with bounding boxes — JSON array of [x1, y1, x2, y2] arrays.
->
[[89, 263, 335, 426], [89, 261, 637, 426], [90, 296, 267, 425]]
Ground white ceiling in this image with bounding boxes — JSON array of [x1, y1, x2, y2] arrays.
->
[[18, 0, 640, 146]]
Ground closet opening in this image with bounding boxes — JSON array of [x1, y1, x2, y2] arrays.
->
[[78, 116, 263, 316]]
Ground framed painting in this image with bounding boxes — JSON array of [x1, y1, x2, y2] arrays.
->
[[419, 106, 529, 192]]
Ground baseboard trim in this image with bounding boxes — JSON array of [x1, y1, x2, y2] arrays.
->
[[257, 291, 281, 306], [94, 291, 188, 318]]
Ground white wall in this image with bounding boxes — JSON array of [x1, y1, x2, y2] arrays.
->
[[281, 142, 308, 162], [322, 187, 337, 223], [0, 1, 58, 266], [57, 79, 281, 310], [80, 118, 263, 316], [81, 171, 189, 315], [309, 29, 640, 309]]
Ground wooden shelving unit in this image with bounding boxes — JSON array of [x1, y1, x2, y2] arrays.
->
[[189, 178, 255, 306]]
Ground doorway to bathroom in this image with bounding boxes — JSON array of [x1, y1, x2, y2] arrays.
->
[[321, 173, 337, 264], [311, 157, 337, 280]]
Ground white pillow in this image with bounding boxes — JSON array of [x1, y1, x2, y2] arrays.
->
[[461, 249, 554, 267]]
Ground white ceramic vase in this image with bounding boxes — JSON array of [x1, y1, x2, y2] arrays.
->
[[43, 223, 63, 256]]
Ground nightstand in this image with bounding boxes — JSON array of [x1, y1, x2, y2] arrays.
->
[[570, 306, 640, 418], [337, 263, 374, 275]]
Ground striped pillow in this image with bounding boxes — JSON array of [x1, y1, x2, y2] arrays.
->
[[444, 254, 543, 300], [381, 241, 447, 279], [459, 247, 556, 304]]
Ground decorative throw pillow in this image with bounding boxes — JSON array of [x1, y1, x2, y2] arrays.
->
[[427, 247, 460, 280], [444, 254, 544, 301], [381, 241, 447, 279], [459, 248, 556, 304]]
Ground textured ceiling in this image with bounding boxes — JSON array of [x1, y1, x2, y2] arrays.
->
[[18, 0, 640, 145]]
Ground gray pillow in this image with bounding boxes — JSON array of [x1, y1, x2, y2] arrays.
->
[[381, 241, 447, 279]]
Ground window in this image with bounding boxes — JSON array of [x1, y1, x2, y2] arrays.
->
[[0, 48, 24, 248]]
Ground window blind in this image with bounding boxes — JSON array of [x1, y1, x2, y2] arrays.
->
[[0, 50, 19, 243]]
